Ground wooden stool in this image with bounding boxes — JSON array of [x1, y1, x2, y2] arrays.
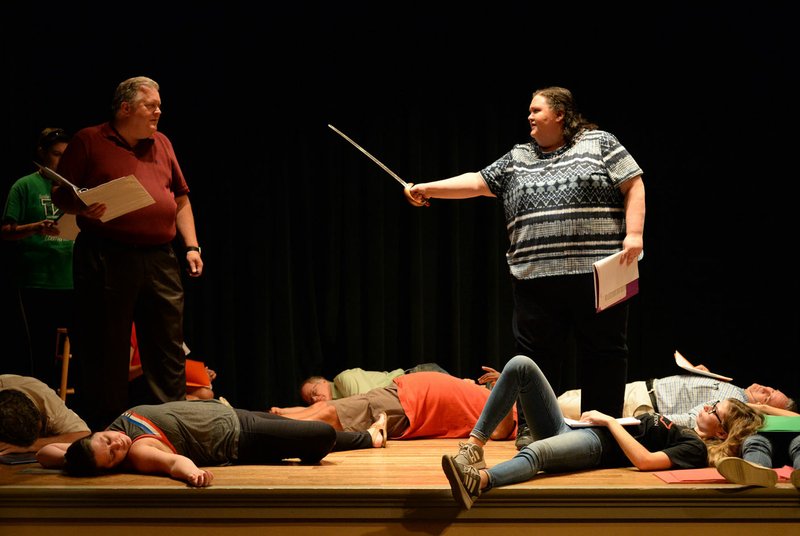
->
[[54, 327, 74, 402]]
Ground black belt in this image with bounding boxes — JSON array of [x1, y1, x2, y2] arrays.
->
[[645, 378, 659, 413]]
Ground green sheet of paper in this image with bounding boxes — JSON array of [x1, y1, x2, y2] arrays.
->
[[760, 415, 800, 432]]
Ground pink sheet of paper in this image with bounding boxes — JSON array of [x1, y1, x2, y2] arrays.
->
[[654, 465, 793, 484]]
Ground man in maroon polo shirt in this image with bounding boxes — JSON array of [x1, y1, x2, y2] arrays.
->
[[52, 76, 203, 431]]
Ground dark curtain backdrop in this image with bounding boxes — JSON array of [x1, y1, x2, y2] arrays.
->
[[1, 4, 797, 411]]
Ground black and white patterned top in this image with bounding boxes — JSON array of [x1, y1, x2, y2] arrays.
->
[[481, 129, 643, 279]]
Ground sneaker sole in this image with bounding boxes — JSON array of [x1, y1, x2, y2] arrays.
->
[[441, 455, 476, 510], [717, 457, 777, 487]]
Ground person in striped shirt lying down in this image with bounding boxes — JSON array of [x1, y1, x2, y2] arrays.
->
[[479, 364, 796, 449], [554, 375, 794, 427]]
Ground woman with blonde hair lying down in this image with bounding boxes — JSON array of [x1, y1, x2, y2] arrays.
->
[[441, 355, 764, 509]]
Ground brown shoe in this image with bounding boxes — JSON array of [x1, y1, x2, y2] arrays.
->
[[791, 468, 799, 490], [717, 457, 777, 487]]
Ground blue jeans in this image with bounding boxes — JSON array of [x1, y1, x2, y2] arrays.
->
[[742, 433, 800, 470], [471, 355, 603, 488]]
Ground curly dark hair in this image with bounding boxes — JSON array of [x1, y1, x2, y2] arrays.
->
[[36, 127, 70, 152], [64, 435, 101, 476], [532, 86, 598, 145], [0, 389, 42, 447]]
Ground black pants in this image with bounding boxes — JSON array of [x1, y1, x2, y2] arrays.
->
[[72, 233, 186, 431], [235, 410, 373, 464], [511, 273, 629, 418]]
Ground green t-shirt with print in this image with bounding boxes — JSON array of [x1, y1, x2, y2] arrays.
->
[[2, 171, 73, 289]]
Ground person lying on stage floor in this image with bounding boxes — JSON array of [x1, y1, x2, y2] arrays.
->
[[442, 355, 764, 509], [0, 374, 90, 455], [129, 322, 218, 401], [478, 365, 795, 427], [36, 399, 388, 487], [298, 363, 450, 405], [270, 371, 516, 441]]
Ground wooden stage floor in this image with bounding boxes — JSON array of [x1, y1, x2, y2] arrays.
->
[[2, 438, 799, 535]]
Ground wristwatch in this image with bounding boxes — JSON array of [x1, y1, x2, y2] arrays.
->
[[186, 246, 202, 254]]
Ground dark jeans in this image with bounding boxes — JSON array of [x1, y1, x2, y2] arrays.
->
[[511, 273, 629, 417], [743, 432, 800, 469], [72, 233, 186, 430]]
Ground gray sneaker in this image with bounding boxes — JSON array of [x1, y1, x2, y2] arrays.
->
[[442, 454, 482, 509], [451, 441, 486, 470]]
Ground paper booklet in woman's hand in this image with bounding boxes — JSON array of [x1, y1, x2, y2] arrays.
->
[[37, 164, 155, 223], [564, 417, 641, 427], [674, 350, 733, 382], [592, 250, 640, 312]]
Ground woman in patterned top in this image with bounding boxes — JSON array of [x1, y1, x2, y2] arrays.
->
[[405, 87, 645, 423]]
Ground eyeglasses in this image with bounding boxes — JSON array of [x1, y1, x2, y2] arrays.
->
[[707, 400, 726, 431]]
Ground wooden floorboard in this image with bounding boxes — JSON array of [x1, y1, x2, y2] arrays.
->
[[2, 438, 799, 535]]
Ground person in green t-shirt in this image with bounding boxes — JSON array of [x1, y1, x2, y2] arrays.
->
[[300, 368, 407, 404], [1, 128, 74, 387], [297, 363, 450, 405]]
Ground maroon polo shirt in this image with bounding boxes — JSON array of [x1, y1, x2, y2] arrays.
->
[[57, 122, 190, 245]]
